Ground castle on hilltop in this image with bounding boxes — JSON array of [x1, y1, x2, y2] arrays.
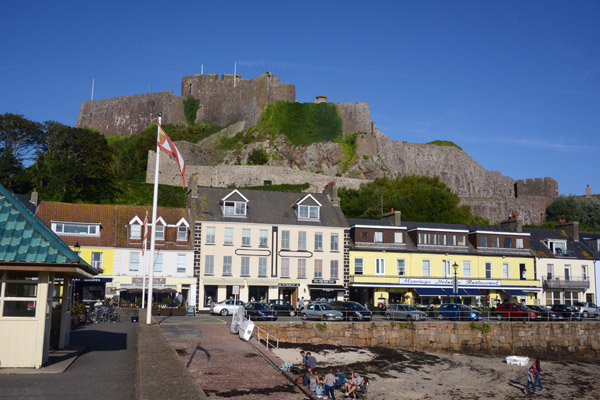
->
[[76, 72, 558, 225]]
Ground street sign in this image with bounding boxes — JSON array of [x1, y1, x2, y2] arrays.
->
[[233, 285, 240, 295]]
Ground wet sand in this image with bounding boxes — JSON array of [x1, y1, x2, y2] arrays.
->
[[276, 343, 600, 399]]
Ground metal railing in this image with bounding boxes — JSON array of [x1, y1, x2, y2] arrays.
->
[[542, 275, 590, 289], [253, 324, 279, 352]]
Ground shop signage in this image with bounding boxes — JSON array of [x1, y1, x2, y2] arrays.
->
[[312, 279, 337, 284], [132, 277, 166, 285], [398, 278, 501, 287], [279, 283, 300, 287]]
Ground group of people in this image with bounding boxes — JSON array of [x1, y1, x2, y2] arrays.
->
[[296, 350, 366, 399], [524, 358, 544, 394]]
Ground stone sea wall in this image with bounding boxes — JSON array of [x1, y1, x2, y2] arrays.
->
[[257, 321, 600, 362]]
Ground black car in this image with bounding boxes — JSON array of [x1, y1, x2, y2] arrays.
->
[[267, 299, 296, 316], [550, 304, 582, 321], [244, 302, 278, 321], [526, 305, 563, 321], [329, 301, 373, 321]]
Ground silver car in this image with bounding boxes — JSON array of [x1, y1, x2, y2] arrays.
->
[[302, 302, 343, 321], [210, 299, 246, 316], [385, 304, 428, 321]]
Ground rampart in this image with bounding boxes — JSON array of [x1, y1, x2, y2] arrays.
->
[[335, 102, 372, 135], [258, 321, 600, 362], [181, 72, 295, 127], [75, 91, 185, 136]]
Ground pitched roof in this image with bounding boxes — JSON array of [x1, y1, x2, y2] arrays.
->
[[0, 183, 95, 276], [524, 228, 595, 260], [191, 187, 348, 228]]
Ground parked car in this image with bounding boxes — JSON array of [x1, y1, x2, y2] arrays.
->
[[210, 299, 246, 316], [573, 302, 599, 318], [244, 302, 278, 321], [437, 303, 481, 321], [526, 305, 563, 321], [330, 301, 373, 321], [494, 303, 539, 321], [550, 304, 583, 321], [267, 299, 296, 317], [302, 302, 343, 321], [385, 304, 428, 321]]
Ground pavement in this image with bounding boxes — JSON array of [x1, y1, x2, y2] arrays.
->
[[0, 311, 314, 400]]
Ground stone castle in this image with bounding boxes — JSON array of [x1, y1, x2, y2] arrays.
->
[[76, 73, 558, 224]]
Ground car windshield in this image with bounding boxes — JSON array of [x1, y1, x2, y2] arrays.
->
[[566, 306, 577, 311], [319, 304, 334, 311], [517, 305, 529, 310], [346, 302, 366, 310], [405, 306, 418, 311], [457, 305, 473, 311], [253, 303, 271, 310]]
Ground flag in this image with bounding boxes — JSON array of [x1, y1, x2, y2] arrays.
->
[[157, 123, 186, 188], [142, 211, 148, 257]]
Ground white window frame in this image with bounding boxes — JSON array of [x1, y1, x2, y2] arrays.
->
[[396, 259, 406, 276], [447, 235, 456, 246], [438, 234, 446, 245], [224, 227, 234, 246], [298, 258, 306, 278], [205, 227, 216, 245], [298, 231, 307, 251], [485, 262, 492, 279], [177, 226, 187, 241], [241, 257, 250, 276], [281, 258, 290, 278], [130, 224, 141, 240], [330, 260, 339, 279], [516, 238, 524, 249], [314, 232, 323, 251], [204, 255, 214, 275], [52, 222, 100, 237], [374, 232, 383, 243], [153, 253, 163, 272], [394, 232, 403, 244], [314, 259, 323, 278], [582, 265, 588, 280], [223, 256, 232, 276], [129, 252, 140, 271], [331, 233, 339, 251], [502, 263, 509, 279], [223, 201, 247, 216], [354, 258, 364, 275], [258, 257, 268, 277], [492, 237, 499, 247], [463, 260, 471, 278], [242, 229, 251, 247], [298, 205, 319, 220], [281, 230, 290, 250], [1, 273, 39, 318], [422, 259, 431, 277], [259, 230, 268, 247], [442, 259, 451, 278], [547, 264, 553, 280], [177, 253, 186, 273], [91, 252, 102, 271], [155, 224, 165, 240], [376, 258, 385, 276]]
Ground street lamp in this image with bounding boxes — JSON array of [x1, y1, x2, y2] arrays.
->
[[452, 262, 459, 304], [74, 241, 81, 254]]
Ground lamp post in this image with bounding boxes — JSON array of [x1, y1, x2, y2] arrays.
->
[[452, 262, 459, 304], [74, 241, 81, 254]]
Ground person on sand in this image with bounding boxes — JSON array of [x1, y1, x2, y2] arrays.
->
[[304, 366, 312, 388], [533, 358, 544, 392], [345, 371, 363, 398], [524, 364, 538, 394], [322, 368, 337, 400], [306, 351, 317, 370]]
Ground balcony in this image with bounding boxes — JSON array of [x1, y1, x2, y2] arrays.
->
[[542, 275, 590, 289], [354, 241, 406, 250]]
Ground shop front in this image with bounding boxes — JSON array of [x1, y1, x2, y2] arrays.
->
[[277, 282, 299, 308], [73, 277, 113, 305], [308, 279, 345, 302]]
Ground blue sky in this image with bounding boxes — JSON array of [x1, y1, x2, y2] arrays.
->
[[2, 0, 598, 195]]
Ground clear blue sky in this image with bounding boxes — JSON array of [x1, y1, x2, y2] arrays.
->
[[2, 1, 598, 195]]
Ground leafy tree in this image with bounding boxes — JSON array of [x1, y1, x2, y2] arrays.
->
[[31, 122, 117, 203], [247, 147, 269, 165], [546, 195, 600, 231], [339, 175, 489, 224]]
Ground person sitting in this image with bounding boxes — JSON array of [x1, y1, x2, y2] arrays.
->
[[94, 299, 102, 309], [344, 371, 363, 398]]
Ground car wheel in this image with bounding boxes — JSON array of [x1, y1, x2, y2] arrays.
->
[[302, 313, 308, 320], [220, 309, 229, 316], [348, 316, 354, 322], [386, 313, 391, 320], [583, 311, 589, 318], [496, 314, 503, 321], [289, 310, 296, 317], [438, 314, 444, 320]]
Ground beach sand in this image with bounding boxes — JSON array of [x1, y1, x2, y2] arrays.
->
[[276, 343, 600, 399]]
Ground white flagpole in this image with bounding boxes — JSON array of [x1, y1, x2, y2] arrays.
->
[[146, 113, 162, 325], [91, 78, 94, 100], [141, 211, 148, 309], [234, 62, 236, 88]]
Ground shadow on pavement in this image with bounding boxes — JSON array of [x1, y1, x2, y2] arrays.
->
[[69, 329, 128, 352]]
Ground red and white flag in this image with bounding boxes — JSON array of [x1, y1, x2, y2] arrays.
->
[[142, 211, 148, 257], [157, 123, 186, 188]]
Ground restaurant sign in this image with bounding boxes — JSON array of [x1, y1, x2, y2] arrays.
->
[[398, 278, 501, 287]]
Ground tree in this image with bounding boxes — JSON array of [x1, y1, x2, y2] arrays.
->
[[31, 122, 117, 203], [546, 195, 600, 231], [339, 175, 489, 224]]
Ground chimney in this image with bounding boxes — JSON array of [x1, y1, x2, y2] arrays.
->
[[323, 182, 340, 207], [556, 221, 579, 241], [383, 210, 402, 226], [500, 213, 523, 232], [30, 188, 38, 206], [315, 95, 327, 104]]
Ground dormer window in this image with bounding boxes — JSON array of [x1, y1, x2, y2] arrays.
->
[[299, 205, 319, 219], [544, 239, 567, 256], [221, 189, 249, 216], [155, 224, 165, 240], [130, 224, 141, 239], [52, 222, 100, 237]]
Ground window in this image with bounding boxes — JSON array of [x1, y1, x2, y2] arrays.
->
[[546, 264, 553, 280], [396, 259, 406, 276], [463, 261, 471, 277], [419, 233, 426, 244], [492, 237, 499, 247], [153, 253, 163, 272], [314, 232, 323, 251], [91, 252, 102, 271], [130, 224, 141, 239], [438, 234, 446, 245], [224, 228, 233, 245], [354, 258, 364, 275], [281, 258, 290, 278], [258, 258, 267, 277], [241, 257, 250, 276], [177, 254, 186, 273], [516, 238, 524, 249], [330, 260, 339, 278], [298, 231, 307, 250], [485, 262, 492, 279], [502, 263, 509, 279], [298, 259, 306, 278], [259, 230, 268, 247], [374, 232, 383, 242], [2, 272, 38, 317], [53, 222, 99, 236], [281, 230, 290, 250], [422, 260, 431, 276], [206, 227, 216, 244], [298, 205, 319, 219], [564, 265, 571, 281], [331, 233, 339, 251], [223, 256, 232, 275], [480, 236, 487, 247], [428, 234, 436, 245], [376, 258, 385, 275], [177, 226, 187, 241], [442, 259, 451, 278], [242, 229, 251, 247], [504, 237, 512, 248], [394, 232, 403, 244], [129, 252, 140, 271], [224, 201, 246, 216], [457, 235, 465, 246], [204, 255, 214, 275], [582, 265, 588, 280], [155, 225, 165, 240], [314, 260, 323, 278], [447, 235, 456, 246]]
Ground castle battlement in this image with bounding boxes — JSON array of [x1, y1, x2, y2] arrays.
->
[[81, 91, 175, 106]]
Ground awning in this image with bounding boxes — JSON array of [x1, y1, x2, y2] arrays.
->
[[119, 287, 176, 293], [443, 288, 470, 297], [504, 289, 527, 296], [308, 285, 345, 292], [465, 288, 484, 296], [415, 288, 446, 296]]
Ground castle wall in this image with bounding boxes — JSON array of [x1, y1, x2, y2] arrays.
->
[[335, 102, 372, 135], [75, 91, 185, 136], [181, 72, 295, 128], [460, 196, 550, 225]]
